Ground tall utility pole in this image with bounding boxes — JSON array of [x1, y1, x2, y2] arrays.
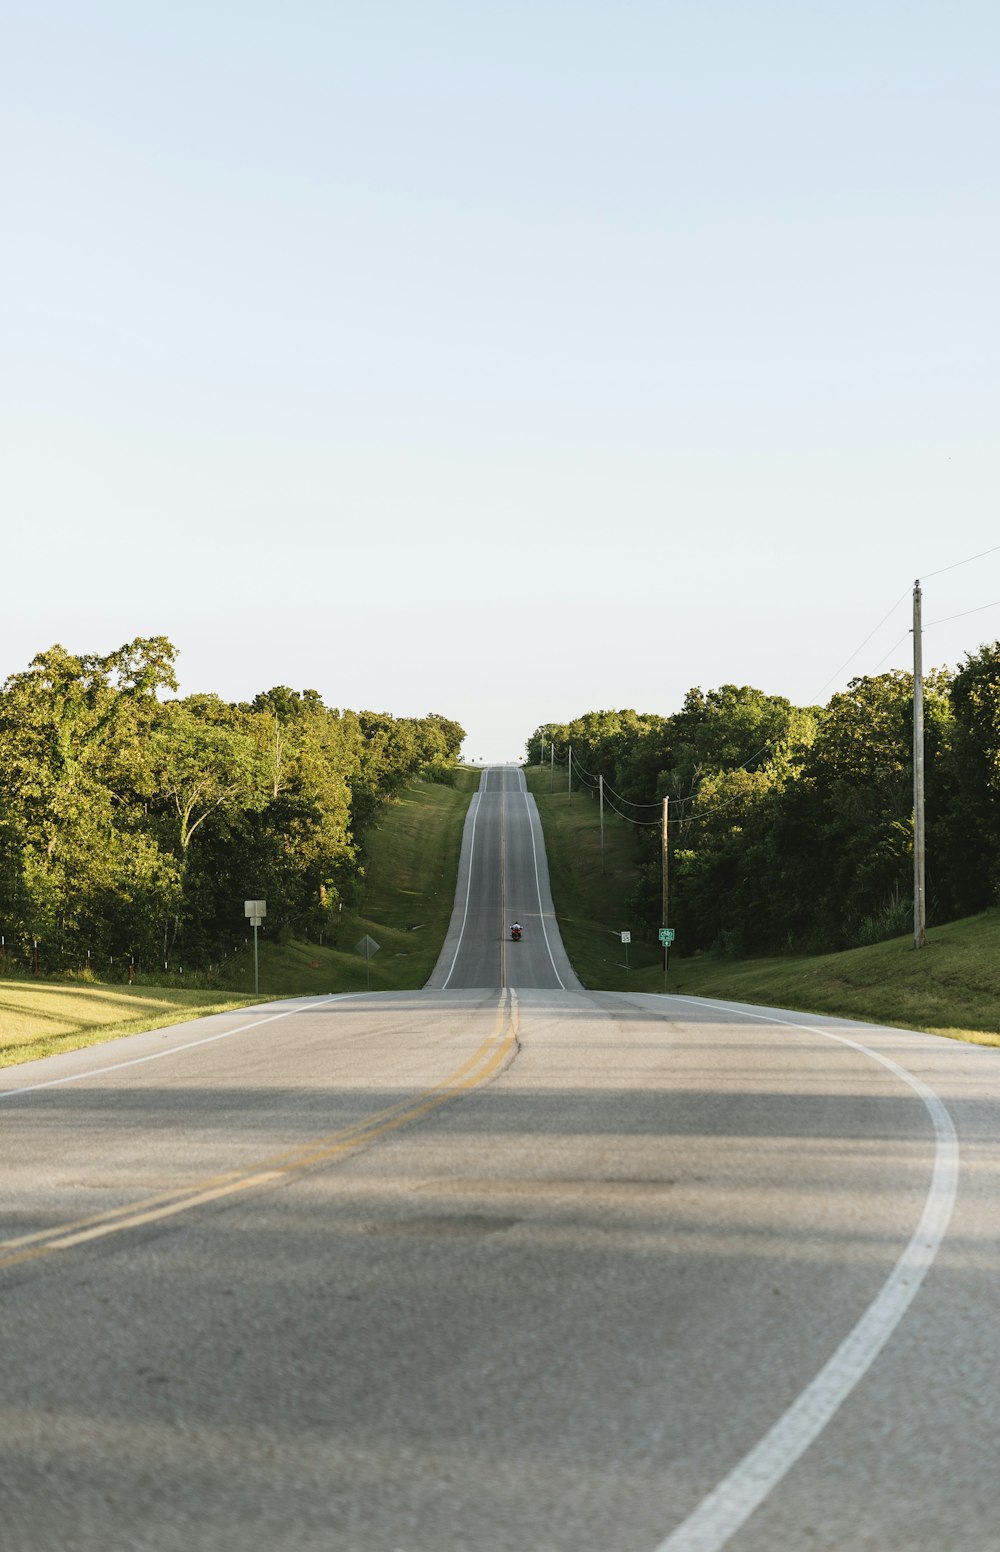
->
[[661, 794, 667, 987], [661, 795, 669, 937], [568, 744, 573, 802], [599, 774, 605, 873], [913, 579, 927, 948], [550, 739, 554, 793]]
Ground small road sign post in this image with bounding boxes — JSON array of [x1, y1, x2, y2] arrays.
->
[[244, 900, 266, 997], [621, 930, 631, 971], [355, 934, 380, 991], [661, 924, 677, 987], [658, 926, 675, 987]]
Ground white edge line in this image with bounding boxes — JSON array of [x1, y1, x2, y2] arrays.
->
[[654, 994, 960, 1552], [519, 770, 567, 990], [440, 778, 485, 990], [0, 994, 360, 1102]]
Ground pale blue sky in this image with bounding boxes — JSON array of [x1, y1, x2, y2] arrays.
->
[[4, 2, 998, 759]]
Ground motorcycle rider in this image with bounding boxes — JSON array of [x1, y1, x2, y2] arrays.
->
[[510, 922, 522, 939]]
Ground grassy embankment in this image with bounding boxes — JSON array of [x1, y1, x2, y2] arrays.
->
[[0, 767, 477, 1068], [224, 765, 477, 996], [0, 985, 256, 1069], [525, 763, 1000, 1046]]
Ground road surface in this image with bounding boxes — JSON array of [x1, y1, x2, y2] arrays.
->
[[1, 765, 999, 1551], [425, 765, 580, 991]]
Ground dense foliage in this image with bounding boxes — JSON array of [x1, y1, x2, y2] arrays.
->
[[0, 638, 464, 974], [529, 647, 1000, 955]]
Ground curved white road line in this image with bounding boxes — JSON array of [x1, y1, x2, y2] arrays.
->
[[654, 996, 960, 1552], [440, 780, 486, 990], [0, 995, 359, 1103], [517, 769, 567, 990]]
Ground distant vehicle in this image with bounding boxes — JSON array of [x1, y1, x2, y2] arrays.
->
[[510, 923, 522, 941]]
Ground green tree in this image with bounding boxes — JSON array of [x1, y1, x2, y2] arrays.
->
[[0, 638, 179, 968], [147, 698, 268, 964], [935, 643, 1000, 914]]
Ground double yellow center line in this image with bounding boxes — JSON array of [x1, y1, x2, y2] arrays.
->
[[0, 991, 520, 1275]]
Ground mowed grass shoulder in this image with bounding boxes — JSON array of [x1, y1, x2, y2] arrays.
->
[[524, 764, 662, 987], [525, 763, 1000, 1046], [664, 914, 1000, 1047], [0, 982, 254, 1068], [0, 767, 478, 1067]]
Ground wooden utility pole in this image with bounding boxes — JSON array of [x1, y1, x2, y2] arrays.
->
[[913, 579, 927, 948], [568, 744, 573, 802], [661, 795, 669, 928], [550, 739, 554, 793], [599, 774, 605, 873], [661, 797, 670, 986]]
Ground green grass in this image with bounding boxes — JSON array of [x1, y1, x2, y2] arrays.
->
[[660, 916, 1000, 1046], [525, 763, 1000, 1045], [216, 766, 478, 996], [0, 981, 255, 1067], [0, 768, 477, 1068], [525, 764, 664, 988]]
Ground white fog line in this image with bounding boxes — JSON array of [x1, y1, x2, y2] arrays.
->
[[0, 996, 358, 1102], [441, 781, 485, 990], [654, 997, 960, 1552], [519, 771, 566, 990]]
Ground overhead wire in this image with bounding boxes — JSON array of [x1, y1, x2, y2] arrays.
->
[[869, 634, 912, 673], [922, 543, 1000, 580], [600, 792, 664, 826], [547, 539, 1000, 835], [813, 587, 911, 700], [925, 599, 1000, 628], [601, 780, 662, 809], [549, 746, 662, 807], [811, 542, 1000, 700]]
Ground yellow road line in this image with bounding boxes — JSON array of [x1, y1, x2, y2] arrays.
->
[[0, 994, 518, 1273]]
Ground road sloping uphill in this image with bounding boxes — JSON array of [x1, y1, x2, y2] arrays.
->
[[425, 765, 581, 991], [0, 766, 998, 1551]]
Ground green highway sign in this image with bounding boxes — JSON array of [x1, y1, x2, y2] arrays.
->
[[659, 928, 675, 945]]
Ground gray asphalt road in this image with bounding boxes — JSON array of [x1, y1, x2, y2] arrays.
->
[[425, 765, 581, 991], [2, 767, 1000, 1552]]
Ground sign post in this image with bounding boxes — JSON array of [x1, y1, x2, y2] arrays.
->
[[244, 900, 266, 997], [620, 929, 631, 971], [658, 926, 675, 988], [354, 933, 381, 991]]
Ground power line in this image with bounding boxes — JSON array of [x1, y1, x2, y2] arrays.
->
[[601, 779, 662, 809], [813, 544, 1000, 701], [923, 543, 1000, 581], [869, 633, 912, 673], [552, 744, 663, 806], [568, 752, 598, 781], [601, 792, 664, 826], [813, 587, 910, 699], [925, 598, 1000, 628], [866, 598, 1000, 675], [552, 543, 1000, 836]]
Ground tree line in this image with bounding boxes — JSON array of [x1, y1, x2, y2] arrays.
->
[[528, 642, 1000, 956], [0, 637, 464, 976]]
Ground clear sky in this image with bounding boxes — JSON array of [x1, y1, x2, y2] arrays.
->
[[4, 2, 999, 761]]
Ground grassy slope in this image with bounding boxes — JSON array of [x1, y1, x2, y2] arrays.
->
[[224, 765, 477, 996], [525, 764, 1000, 1046], [0, 984, 254, 1066], [0, 768, 477, 1067], [525, 764, 662, 986]]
